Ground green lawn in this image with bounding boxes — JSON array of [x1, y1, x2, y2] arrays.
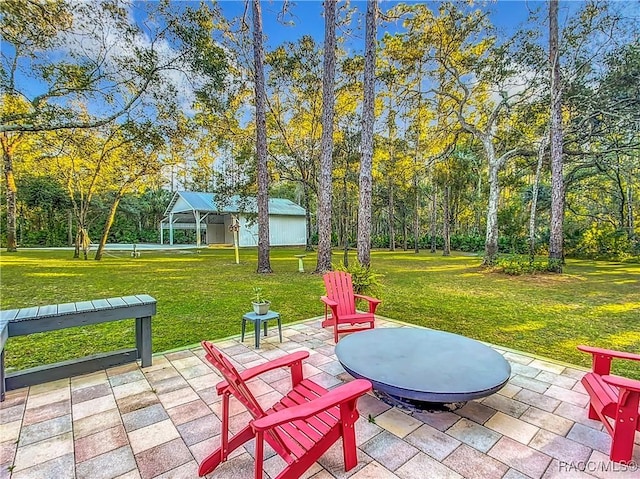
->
[[1, 248, 639, 379]]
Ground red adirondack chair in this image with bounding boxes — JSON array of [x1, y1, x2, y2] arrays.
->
[[577, 345, 640, 463], [198, 340, 372, 479], [321, 271, 381, 343]]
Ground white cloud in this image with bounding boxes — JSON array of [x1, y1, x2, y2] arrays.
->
[[45, 0, 201, 117]]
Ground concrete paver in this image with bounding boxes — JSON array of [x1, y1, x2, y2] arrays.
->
[[1, 317, 638, 478]]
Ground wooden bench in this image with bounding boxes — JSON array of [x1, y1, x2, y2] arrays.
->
[[577, 345, 640, 463], [1, 295, 156, 401]]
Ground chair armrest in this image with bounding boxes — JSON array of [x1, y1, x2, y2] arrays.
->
[[321, 296, 338, 308], [353, 294, 380, 305], [353, 294, 381, 314], [251, 379, 372, 431], [216, 351, 310, 394], [577, 345, 640, 363], [602, 375, 640, 393], [321, 296, 339, 317]]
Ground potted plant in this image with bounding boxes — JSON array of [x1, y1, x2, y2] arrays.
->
[[251, 287, 271, 315]]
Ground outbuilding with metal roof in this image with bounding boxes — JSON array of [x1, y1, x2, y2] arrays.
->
[[160, 191, 307, 247]]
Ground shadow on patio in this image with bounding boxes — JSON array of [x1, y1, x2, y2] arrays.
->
[[1, 317, 638, 479]]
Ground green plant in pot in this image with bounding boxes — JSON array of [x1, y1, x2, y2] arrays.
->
[[252, 287, 271, 315]]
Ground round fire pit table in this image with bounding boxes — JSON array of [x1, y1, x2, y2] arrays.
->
[[335, 328, 511, 405]]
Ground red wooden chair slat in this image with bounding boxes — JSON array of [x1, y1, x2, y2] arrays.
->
[[198, 340, 372, 478], [578, 345, 640, 463], [269, 401, 326, 457], [273, 391, 337, 438], [335, 273, 354, 316], [279, 422, 319, 451], [285, 382, 337, 416], [275, 388, 327, 448], [581, 373, 619, 425], [278, 388, 337, 434], [274, 426, 308, 460], [279, 400, 334, 435], [321, 271, 381, 342]]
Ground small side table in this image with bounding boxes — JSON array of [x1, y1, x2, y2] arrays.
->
[[241, 311, 283, 348]]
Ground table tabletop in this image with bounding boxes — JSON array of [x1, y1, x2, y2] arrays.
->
[[335, 327, 511, 403], [243, 311, 280, 321]]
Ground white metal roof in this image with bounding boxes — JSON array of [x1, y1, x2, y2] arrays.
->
[[163, 191, 306, 217]]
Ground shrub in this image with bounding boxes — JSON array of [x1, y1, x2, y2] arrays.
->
[[333, 259, 383, 296], [574, 223, 633, 261], [496, 255, 554, 275], [371, 234, 389, 248], [450, 234, 485, 252], [138, 229, 159, 243]]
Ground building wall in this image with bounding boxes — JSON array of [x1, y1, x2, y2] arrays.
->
[[238, 216, 259, 246], [237, 215, 306, 247], [204, 214, 226, 245], [269, 215, 306, 246], [224, 215, 235, 244], [167, 211, 306, 246], [206, 224, 226, 244]]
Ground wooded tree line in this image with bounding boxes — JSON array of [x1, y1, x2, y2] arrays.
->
[[1, 0, 638, 269]]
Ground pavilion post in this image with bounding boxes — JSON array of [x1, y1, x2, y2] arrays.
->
[[195, 210, 201, 247], [169, 213, 174, 245]]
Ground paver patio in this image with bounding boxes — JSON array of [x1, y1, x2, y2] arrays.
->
[[1, 317, 638, 479]]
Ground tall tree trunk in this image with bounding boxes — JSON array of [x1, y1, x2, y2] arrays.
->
[[252, 0, 272, 273], [343, 166, 349, 266], [357, 0, 377, 268], [95, 193, 125, 260], [402, 211, 408, 251], [73, 219, 80, 258], [342, 152, 350, 267], [529, 134, 548, 261], [303, 183, 313, 251], [68, 210, 73, 246], [548, 0, 564, 272], [388, 182, 395, 251], [627, 183, 635, 240], [414, 173, 420, 253], [443, 185, 451, 256], [74, 204, 91, 260], [46, 206, 55, 245], [75, 225, 90, 260], [2, 144, 18, 252], [474, 171, 483, 235], [430, 181, 437, 253], [387, 97, 396, 252], [483, 162, 500, 265], [614, 166, 626, 230], [414, 80, 423, 254], [316, 0, 337, 273]]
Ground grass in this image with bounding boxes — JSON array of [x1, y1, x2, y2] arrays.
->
[[1, 247, 639, 379]]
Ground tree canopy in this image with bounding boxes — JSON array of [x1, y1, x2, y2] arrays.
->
[[1, 0, 638, 265]]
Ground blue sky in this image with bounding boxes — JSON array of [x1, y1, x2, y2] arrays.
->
[[4, 1, 595, 112], [216, 0, 548, 49]]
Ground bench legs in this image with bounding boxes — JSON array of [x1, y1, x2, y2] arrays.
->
[[1, 349, 5, 401], [136, 316, 152, 368]]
